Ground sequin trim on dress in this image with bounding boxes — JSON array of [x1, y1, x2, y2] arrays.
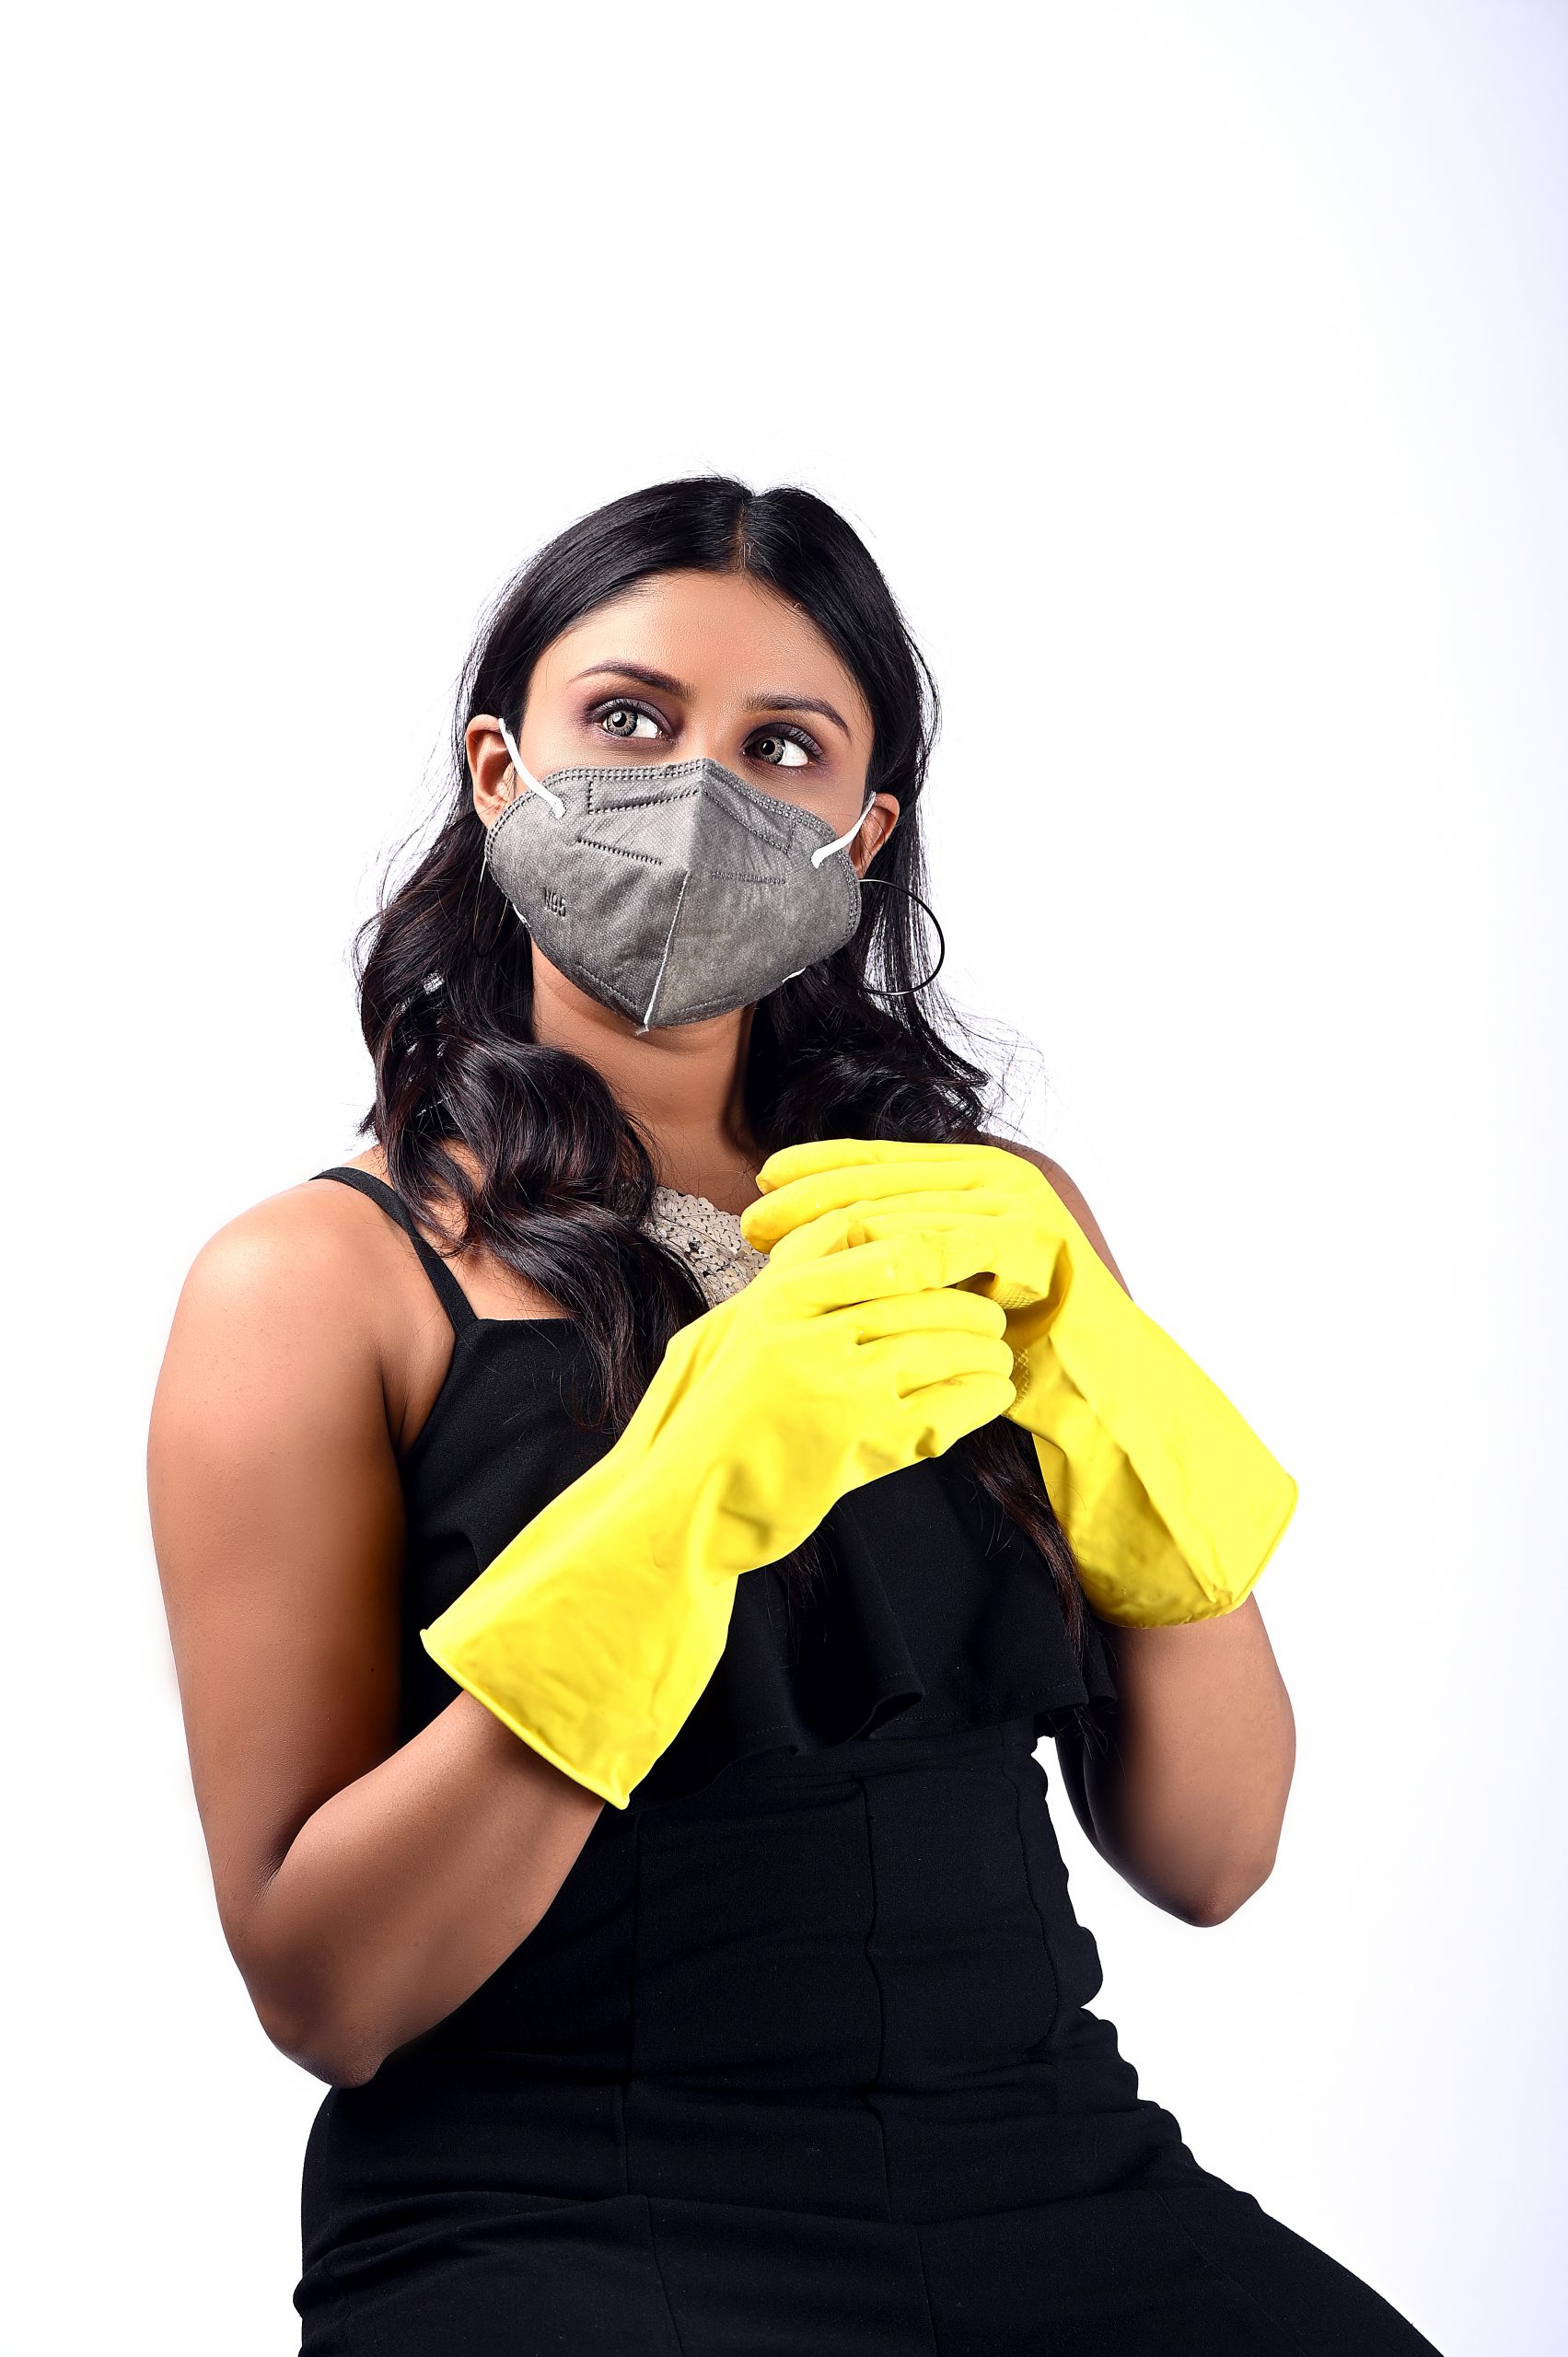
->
[[643, 1185, 769, 1307]]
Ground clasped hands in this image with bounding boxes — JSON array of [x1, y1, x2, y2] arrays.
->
[[738, 1138, 1297, 1628]]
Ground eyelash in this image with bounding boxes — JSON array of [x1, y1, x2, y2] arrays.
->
[[585, 696, 823, 763]]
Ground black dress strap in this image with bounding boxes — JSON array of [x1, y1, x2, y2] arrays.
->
[[310, 1166, 477, 1334]]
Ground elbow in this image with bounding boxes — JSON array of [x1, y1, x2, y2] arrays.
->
[[259, 1995, 387, 2088], [242, 1943, 389, 2088], [1181, 1848, 1280, 1928], [230, 1902, 389, 2088], [319, 2038, 390, 2090]]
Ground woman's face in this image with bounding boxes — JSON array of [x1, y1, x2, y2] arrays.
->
[[467, 567, 900, 877]]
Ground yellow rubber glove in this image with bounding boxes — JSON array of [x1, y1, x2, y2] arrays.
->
[[418, 1228, 1018, 1807], [739, 1138, 1298, 1629]]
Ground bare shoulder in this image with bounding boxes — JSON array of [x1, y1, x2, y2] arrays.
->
[[974, 1131, 1132, 1295], [182, 1163, 383, 1304], [147, 1171, 400, 1589], [155, 1166, 404, 1414]]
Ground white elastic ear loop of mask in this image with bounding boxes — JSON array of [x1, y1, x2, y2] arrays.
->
[[781, 791, 879, 980], [809, 789, 877, 867], [496, 718, 566, 817]]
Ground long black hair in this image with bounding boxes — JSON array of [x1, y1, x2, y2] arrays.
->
[[351, 474, 1104, 1733]]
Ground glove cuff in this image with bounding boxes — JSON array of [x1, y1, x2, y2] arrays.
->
[[1012, 1249, 1298, 1626]]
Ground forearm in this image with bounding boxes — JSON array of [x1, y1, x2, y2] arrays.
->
[[1081, 1594, 1295, 1924], [243, 1692, 603, 2085]]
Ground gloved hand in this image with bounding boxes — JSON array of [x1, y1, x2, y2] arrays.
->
[[419, 1227, 1017, 1807], [739, 1138, 1298, 1629]]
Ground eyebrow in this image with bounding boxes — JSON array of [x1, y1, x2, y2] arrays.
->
[[566, 660, 853, 741]]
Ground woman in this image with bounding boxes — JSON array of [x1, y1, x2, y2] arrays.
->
[[147, 475, 1444, 2354]]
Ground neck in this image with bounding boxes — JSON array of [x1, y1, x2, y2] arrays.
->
[[528, 955, 765, 1207]]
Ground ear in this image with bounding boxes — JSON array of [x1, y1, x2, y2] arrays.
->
[[465, 715, 518, 823], [852, 791, 900, 877]]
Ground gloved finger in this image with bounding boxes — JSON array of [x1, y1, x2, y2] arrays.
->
[[742, 1149, 1038, 1248], [745, 1173, 1032, 1263], [744, 1178, 1030, 1257], [838, 1207, 1050, 1312], [763, 1223, 1015, 1320], [853, 1325, 1018, 1397], [761, 1202, 1051, 1314], [751, 1136, 1017, 1198], [820, 1283, 1011, 1346], [843, 1215, 1028, 1310], [899, 1369, 1022, 1458]]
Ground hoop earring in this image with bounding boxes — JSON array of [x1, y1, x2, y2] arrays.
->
[[854, 877, 947, 996]]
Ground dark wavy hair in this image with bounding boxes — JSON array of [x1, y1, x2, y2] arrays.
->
[[349, 473, 1103, 1736]]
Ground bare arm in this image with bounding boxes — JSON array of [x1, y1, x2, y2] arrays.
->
[[146, 1188, 604, 2089], [984, 1135, 1297, 1926], [1074, 1600, 1295, 1925]]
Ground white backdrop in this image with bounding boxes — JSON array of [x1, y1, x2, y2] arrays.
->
[[5, 3, 1562, 2351]]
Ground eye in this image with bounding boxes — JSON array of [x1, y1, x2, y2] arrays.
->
[[748, 726, 817, 769], [594, 701, 665, 743], [584, 698, 822, 768]]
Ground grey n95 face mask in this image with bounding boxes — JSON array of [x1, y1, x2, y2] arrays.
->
[[482, 720, 878, 1034]]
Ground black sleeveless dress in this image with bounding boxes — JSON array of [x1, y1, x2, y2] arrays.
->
[[293, 1167, 1444, 2357]]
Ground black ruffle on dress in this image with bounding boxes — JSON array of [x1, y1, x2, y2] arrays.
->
[[293, 1167, 1444, 2357]]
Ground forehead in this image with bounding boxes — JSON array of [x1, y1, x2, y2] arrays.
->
[[539, 570, 873, 733]]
